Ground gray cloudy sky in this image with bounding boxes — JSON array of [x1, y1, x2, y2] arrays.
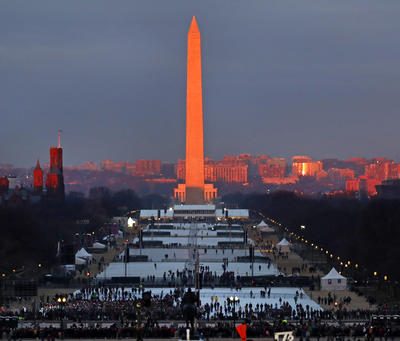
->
[[1, 1, 400, 166]]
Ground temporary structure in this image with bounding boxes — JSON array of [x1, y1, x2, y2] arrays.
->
[[75, 257, 87, 265], [75, 248, 93, 263], [321, 267, 347, 291], [276, 238, 291, 253], [92, 242, 107, 249], [257, 220, 275, 233]]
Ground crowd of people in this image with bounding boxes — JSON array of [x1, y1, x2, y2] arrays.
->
[[2, 320, 400, 339], [0, 285, 398, 325]]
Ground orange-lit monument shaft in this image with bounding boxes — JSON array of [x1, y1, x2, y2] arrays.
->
[[185, 17, 205, 203], [174, 17, 217, 203]]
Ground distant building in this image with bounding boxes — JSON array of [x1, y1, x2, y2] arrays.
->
[[327, 168, 355, 181], [101, 160, 126, 173], [214, 159, 248, 183], [134, 160, 161, 177], [261, 176, 297, 185], [125, 162, 136, 176], [360, 176, 380, 197], [177, 158, 248, 184], [176, 159, 185, 181], [0, 176, 9, 194], [66, 162, 99, 171], [33, 160, 43, 193], [364, 159, 399, 182], [258, 158, 286, 178], [292, 156, 323, 177], [7, 176, 18, 190], [45, 133, 65, 199], [345, 179, 360, 193], [345, 176, 380, 197], [376, 179, 400, 199], [161, 163, 175, 178]]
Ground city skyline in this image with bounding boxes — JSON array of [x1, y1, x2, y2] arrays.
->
[[2, 1, 400, 166]]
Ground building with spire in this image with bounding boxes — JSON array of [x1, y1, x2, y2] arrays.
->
[[174, 16, 217, 204], [46, 131, 65, 199], [33, 160, 43, 193]]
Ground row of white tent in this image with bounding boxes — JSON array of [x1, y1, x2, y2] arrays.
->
[[257, 220, 348, 291], [75, 243, 107, 265], [257, 221, 291, 253]]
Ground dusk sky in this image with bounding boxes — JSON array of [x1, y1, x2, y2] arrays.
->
[[1, 1, 400, 167]]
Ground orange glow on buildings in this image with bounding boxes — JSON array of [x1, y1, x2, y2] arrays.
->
[[177, 158, 248, 184], [327, 168, 355, 181], [345, 179, 360, 193], [214, 160, 248, 183], [258, 158, 286, 178], [292, 156, 323, 177], [364, 159, 400, 182], [345, 177, 381, 197]]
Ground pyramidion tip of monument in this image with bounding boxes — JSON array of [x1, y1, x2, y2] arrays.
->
[[189, 16, 200, 33]]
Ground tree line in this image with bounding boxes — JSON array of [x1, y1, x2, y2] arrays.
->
[[0, 188, 167, 274], [224, 191, 400, 281]]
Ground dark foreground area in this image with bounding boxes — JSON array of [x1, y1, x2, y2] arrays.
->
[[1, 321, 399, 339]]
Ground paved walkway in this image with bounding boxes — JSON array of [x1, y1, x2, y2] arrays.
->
[[305, 289, 376, 310], [249, 222, 374, 311]]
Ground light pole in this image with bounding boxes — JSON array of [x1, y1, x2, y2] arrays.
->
[[56, 294, 67, 338], [135, 302, 143, 341], [228, 295, 240, 337]]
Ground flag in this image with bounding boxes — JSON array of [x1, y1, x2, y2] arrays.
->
[[236, 323, 247, 341]]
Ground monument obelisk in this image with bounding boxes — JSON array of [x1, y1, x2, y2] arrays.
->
[[174, 17, 217, 204], [185, 16, 205, 204]]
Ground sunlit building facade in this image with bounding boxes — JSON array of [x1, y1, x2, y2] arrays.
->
[[292, 156, 323, 177]]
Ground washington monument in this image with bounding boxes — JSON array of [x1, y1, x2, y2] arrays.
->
[[174, 17, 217, 204]]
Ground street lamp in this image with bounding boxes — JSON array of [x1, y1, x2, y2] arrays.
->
[[57, 296, 67, 304], [55, 294, 68, 334], [135, 302, 143, 341], [228, 296, 240, 336]]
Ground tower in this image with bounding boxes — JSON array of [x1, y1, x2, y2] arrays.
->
[[46, 131, 65, 199], [33, 160, 43, 193], [174, 17, 217, 204]]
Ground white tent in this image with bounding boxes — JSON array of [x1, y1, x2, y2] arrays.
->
[[75, 257, 87, 265], [75, 248, 93, 262], [277, 238, 291, 253], [127, 217, 136, 228], [92, 242, 106, 249], [258, 220, 275, 233], [321, 267, 347, 291]]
